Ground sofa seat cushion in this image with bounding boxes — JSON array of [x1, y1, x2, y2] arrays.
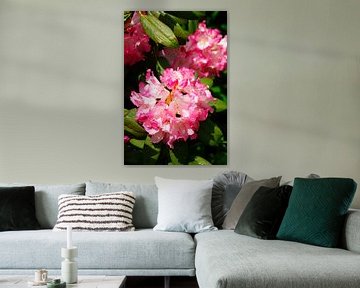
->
[[0, 229, 195, 271], [195, 230, 360, 288]]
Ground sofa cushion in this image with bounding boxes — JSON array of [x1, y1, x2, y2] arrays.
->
[[0, 183, 86, 229], [222, 176, 281, 229], [342, 209, 360, 253], [86, 181, 158, 229], [212, 171, 249, 228], [53, 192, 136, 232], [153, 177, 216, 233], [0, 229, 195, 272], [0, 186, 40, 231], [234, 185, 292, 239], [277, 178, 357, 247], [195, 230, 360, 288]]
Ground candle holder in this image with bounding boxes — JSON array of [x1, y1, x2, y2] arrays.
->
[[61, 247, 78, 284]]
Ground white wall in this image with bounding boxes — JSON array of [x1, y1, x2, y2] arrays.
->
[[0, 0, 359, 207]]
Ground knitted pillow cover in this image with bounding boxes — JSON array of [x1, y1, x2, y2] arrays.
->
[[53, 192, 136, 231], [277, 178, 357, 247]]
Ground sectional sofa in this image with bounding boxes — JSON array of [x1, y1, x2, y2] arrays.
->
[[0, 179, 360, 288]]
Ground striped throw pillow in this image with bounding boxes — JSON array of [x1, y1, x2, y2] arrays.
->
[[53, 192, 136, 231]]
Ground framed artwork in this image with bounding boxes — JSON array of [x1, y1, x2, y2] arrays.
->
[[124, 11, 227, 165]]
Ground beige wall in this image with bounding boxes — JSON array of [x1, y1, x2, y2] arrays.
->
[[0, 0, 359, 207]]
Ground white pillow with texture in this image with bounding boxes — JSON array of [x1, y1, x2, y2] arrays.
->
[[153, 177, 217, 233]]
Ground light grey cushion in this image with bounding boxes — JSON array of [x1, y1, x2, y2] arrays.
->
[[85, 181, 158, 229], [195, 230, 360, 288], [53, 192, 136, 232], [0, 183, 85, 228], [154, 177, 217, 233], [0, 229, 195, 271], [222, 176, 281, 229], [342, 209, 360, 253], [212, 171, 250, 228]]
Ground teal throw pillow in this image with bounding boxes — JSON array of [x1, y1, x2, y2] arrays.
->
[[277, 177, 357, 247]]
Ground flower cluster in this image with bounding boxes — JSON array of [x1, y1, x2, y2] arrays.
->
[[162, 22, 227, 77], [124, 12, 151, 66], [130, 68, 215, 148]]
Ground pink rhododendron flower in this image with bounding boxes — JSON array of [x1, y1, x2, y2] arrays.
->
[[162, 21, 227, 77], [130, 68, 215, 148], [124, 12, 151, 66], [124, 135, 131, 143]]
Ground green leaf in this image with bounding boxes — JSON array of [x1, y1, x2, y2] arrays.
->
[[211, 98, 227, 112], [173, 23, 191, 39], [210, 85, 227, 102], [124, 109, 147, 139], [143, 136, 161, 164], [188, 20, 198, 34], [156, 57, 170, 75], [129, 139, 145, 149], [164, 11, 205, 20], [198, 119, 224, 147], [140, 14, 179, 48], [200, 77, 213, 88], [124, 11, 132, 22], [169, 150, 180, 165], [189, 156, 211, 165], [158, 13, 187, 28]]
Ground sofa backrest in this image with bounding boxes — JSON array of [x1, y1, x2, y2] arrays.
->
[[0, 183, 86, 229], [86, 181, 158, 229]]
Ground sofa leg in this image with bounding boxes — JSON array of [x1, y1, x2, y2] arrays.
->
[[164, 276, 170, 288]]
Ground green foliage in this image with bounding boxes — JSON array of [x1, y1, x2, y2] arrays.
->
[[143, 137, 161, 164], [189, 156, 211, 165], [124, 109, 147, 139], [140, 14, 179, 48], [198, 119, 224, 147]]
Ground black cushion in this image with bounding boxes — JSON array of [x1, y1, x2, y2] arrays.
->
[[0, 186, 41, 231], [235, 185, 292, 239]]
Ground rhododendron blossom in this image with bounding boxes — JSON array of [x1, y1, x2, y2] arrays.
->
[[162, 21, 227, 77], [124, 12, 151, 66], [130, 68, 215, 148]]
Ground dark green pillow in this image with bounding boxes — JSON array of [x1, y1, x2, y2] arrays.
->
[[276, 178, 357, 247], [0, 186, 41, 231], [235, 185, 292, 239]]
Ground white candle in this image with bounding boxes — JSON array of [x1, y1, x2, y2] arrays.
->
[[67, 225, 72, 249]]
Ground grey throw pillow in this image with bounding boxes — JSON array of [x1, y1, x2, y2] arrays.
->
[[153, 177, 217, 233], [222, 176, 281, 230], [211, 171, 250, 228]]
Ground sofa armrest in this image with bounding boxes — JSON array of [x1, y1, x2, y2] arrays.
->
[[342, 209, 360, 253]]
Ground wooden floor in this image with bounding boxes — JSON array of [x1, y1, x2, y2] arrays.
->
[[126, 276, 199, 288]]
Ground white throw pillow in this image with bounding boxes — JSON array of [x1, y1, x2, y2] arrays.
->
[[153, 177, 217, 233], [53, 192, 135, 232]]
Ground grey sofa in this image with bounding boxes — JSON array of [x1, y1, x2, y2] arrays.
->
[[1, 181, 360, 288]]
